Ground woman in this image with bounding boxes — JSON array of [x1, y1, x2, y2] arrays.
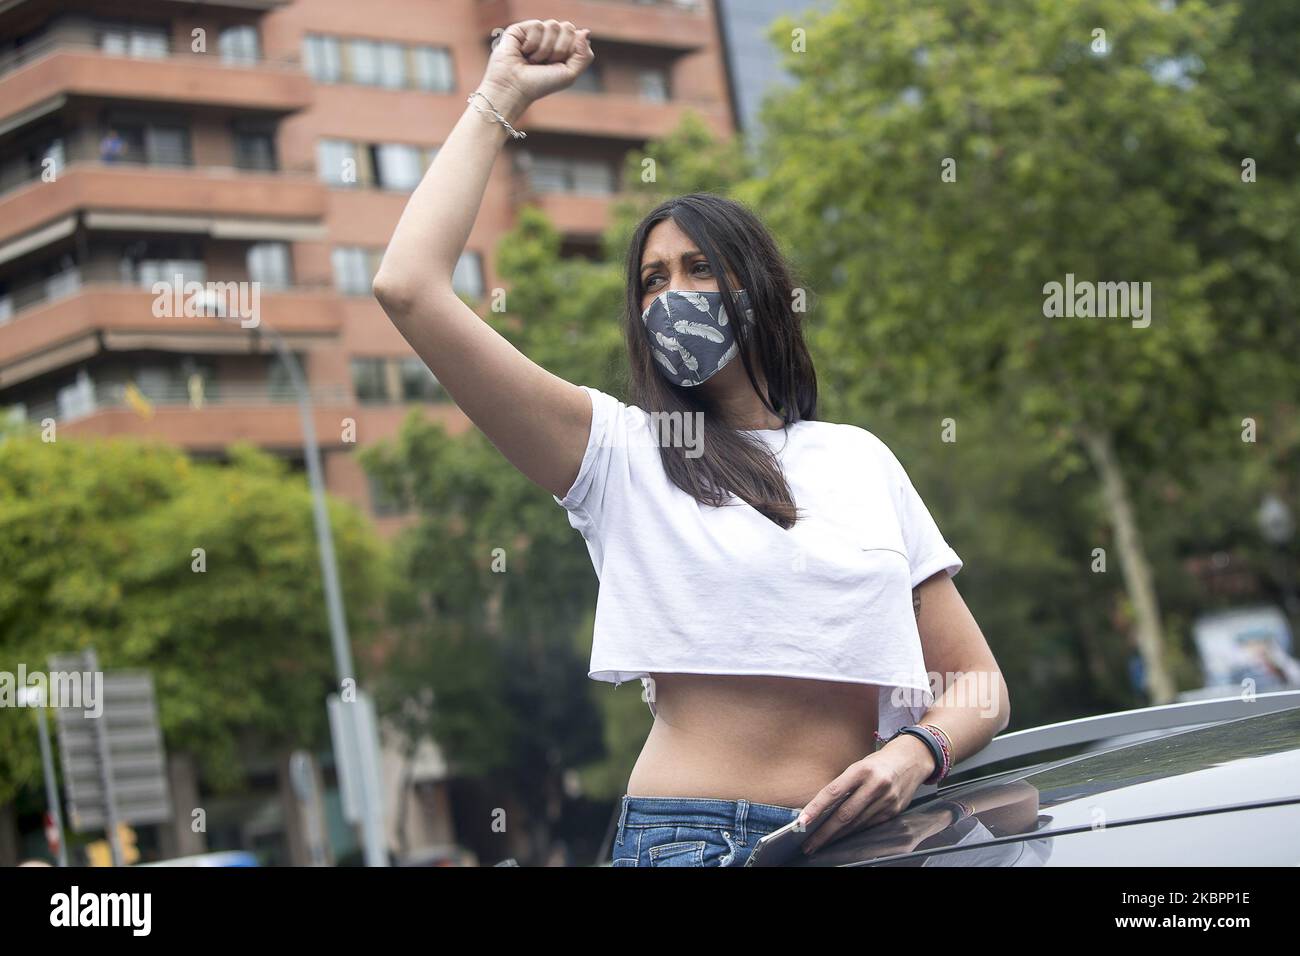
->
[[374, 18, 1010, 867]]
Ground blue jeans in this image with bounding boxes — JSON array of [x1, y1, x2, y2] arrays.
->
[[611, 795, 803, 867]]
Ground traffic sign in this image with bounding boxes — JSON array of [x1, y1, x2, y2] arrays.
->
[[49, 653, 172, 834]]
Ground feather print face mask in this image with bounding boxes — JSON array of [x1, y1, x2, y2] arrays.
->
[[640, 288, 755, 386]]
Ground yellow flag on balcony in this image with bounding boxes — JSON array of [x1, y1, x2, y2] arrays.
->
[[124, 383, 154, 420]]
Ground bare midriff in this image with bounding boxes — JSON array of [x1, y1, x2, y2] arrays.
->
[[625, 673, 881, 809]]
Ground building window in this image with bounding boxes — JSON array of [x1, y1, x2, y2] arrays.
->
[[377, 41, 406, 89], [304, 33, 452, 91], [146, 126, 189, 166], [452, 251, 485, 300], [399, 357, 442, 402], [234, 129, 277, 170], [317, 139, 360, 186], [411, 46, 454, 92], [372, 143, 424, 190], [347, 39, 381, 85], [526, 156, 569, 193], [350, 356, 445, 406], [571, 159, 615, 195], [120, 239, 203, 287], [332, 247, 380, 295], [351, 357, 388, 404], [571, 62, 603, 93], [219, 25, 260, 64], [303, 34, 341, 82], [99, 24, 169, 59], [638, 68, 669, 102], [247, 243, 293, 289], [132, 257, 204, 287], [108, 121, 191, 167], [57, 370, 96, 421], [524, 155, 615, 196]]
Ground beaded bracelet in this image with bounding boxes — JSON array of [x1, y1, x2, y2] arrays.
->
[[467, 89, 526, 140]]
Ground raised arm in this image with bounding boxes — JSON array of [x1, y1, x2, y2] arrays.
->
[[372, 19, 596, 499]]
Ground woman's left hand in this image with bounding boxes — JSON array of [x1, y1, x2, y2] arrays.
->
[[796, 736, 934, 855]]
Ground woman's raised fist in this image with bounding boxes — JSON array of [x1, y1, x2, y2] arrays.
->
[[481, 19, 595, 112]]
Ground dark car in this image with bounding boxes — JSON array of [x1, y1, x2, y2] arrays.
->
[[791, 690, 1300, 866]]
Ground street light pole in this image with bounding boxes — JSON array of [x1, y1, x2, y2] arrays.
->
[[248, 319, 388, 868]]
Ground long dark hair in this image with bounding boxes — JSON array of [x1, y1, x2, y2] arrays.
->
[[621, 193, 819, 529]]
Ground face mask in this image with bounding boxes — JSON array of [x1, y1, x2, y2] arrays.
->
[[640, 288, 755, 387]]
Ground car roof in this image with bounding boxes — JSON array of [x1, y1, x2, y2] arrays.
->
[[793, 704, 1300, 867]]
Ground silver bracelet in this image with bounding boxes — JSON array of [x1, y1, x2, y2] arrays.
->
[[467, 90, 526, 140]]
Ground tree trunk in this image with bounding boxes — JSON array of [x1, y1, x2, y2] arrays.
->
[[1076, 424, 1176, 704], [159, 751, 207, 860]]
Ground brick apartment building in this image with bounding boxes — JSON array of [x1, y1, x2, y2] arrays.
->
[[0, 0, 735, 863]]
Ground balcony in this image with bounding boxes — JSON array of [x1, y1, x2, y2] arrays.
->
[[521, 91, 728, 142], [0, 285, 344, 389], [0, 41, 311, 126], [0, 0, 290, 16], [23, 381, 356, 453], [517, 189, 619, 238], [0, 163, 327, 247], [477, 0, 710, 52]]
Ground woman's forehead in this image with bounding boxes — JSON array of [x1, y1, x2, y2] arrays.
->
[[642, 226, 722, 270]]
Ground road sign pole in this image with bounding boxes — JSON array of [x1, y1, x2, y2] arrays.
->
[[20, 683, 69, 867], [34, 703, 68, 867], [84, 649, 123, 866]]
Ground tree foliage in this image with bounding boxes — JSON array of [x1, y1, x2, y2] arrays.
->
[[0, 435, 387, 806]]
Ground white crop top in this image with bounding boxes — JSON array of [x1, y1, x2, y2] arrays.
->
[[551, 385, 963, 741]]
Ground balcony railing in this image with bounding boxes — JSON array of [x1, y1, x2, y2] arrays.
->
[[0, 278, 336, 327], [0, 36, 301, 83], [0, 152, 319, 198], [19, 381, 352, 426]]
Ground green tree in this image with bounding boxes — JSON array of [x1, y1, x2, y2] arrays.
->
[[744, 0, 1294, 704], [0, 435, 388, 809]]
